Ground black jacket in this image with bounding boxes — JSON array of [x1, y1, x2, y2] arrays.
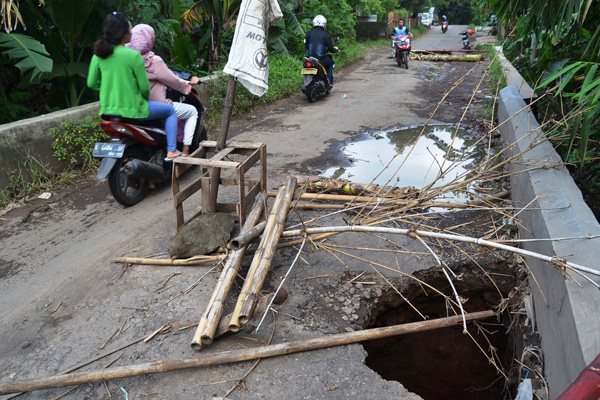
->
[[305, 27, 336, 60]]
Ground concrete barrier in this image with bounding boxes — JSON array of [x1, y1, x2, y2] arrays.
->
[[0, 74, 219, 192], [498, 85, 600, 398]]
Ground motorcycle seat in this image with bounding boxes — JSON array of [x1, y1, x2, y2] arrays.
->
[[101, 114, 165, 129]]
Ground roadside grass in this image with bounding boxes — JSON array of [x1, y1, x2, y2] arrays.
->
[[476, 44, 507, 122], [0, 150, 84, 210], [1, 116, 105, 210]]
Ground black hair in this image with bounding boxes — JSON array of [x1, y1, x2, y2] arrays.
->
[[399, 18, 405, 24], [93, 12, 131, 59]]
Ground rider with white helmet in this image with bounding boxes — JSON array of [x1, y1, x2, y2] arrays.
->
[[305, 15, 339, 86]]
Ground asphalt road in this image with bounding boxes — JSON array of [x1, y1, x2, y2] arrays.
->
[[0, 26, 478, 400]]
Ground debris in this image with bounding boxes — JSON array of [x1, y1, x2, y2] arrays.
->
[[192, 193, 267, 349], [0, 311, 495, 395], [120, 387, 129, 400], [143, 325, 170, 343], [38, 192, 51, 200], [229, 177, 297, 333]]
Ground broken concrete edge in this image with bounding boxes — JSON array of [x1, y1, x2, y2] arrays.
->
[[0, 74, 219, 192], [498, 85, 600, 398]]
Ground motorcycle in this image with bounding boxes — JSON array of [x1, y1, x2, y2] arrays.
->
[[301, 54, 334, 103], [93, 75, 208, 206], [460, 30, 471, 49], [441, 21, 448, 33], [393, 35, 411, 69]]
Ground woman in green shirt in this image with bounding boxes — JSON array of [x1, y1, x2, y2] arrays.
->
[[87, 12, 183, 161]]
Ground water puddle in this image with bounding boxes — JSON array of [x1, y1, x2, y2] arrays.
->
[[323, 125, 487, 201]]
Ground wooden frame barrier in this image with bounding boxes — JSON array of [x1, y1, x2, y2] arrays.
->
[[171, 141, 267, 231]]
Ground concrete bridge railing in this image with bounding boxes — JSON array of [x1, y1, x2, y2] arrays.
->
[[498, 85, 600, 398]]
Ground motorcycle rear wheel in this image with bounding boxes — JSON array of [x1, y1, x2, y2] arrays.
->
[[306, 85, 317, 103], [108, 147, 150, 206]]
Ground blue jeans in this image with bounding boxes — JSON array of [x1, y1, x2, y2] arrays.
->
[[148, 101, 178, 152], [319, 56, 334, 84]]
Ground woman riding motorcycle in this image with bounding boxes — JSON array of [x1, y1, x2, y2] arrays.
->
[[126, 24, 200, 157], [87, 12, 180, 161]]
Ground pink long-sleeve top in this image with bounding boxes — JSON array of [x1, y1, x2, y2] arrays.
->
[[147, 55, 191, 103]]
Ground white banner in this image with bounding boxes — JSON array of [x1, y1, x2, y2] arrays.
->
[[223, 0, 282, 96]]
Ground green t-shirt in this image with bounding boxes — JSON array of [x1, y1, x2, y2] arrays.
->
[[87, 46, 150, 118]]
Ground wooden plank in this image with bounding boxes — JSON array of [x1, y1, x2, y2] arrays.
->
[[201, 177, 211, 215], [240, 149, 261, 174], [175, 176, 204, 205], [260, 144, 267, 194], [237, 166, 246, 227], [244, 181, 261, 215], [172, 157, 239, 169], [172, 165, 184, 231], [216, 203, 237, 213], [210, 146, 236, 162]]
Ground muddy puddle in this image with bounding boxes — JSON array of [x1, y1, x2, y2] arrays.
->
[[323, 125, 487, 201]]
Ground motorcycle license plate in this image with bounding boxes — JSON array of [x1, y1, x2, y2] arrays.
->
[[93, 142, 125, 158], [301, 68, 317, 75]]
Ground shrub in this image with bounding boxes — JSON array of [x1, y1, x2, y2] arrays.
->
[[51, 115, 109, 170]]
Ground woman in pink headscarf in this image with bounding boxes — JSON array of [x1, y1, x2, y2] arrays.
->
[[127, 24, 200, 156]]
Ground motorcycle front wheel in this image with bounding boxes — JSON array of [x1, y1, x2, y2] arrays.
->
[[108, 147, 150, 206], [306, 84, 317, 103], [402, 52, 409, 69]]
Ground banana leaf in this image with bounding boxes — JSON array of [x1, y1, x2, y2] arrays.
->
[[0, 33, 53, 82]]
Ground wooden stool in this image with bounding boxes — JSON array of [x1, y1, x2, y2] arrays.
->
[[171, 141, 266, 231]]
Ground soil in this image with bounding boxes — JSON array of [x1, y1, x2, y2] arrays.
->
[[0, 26, 540, 400]]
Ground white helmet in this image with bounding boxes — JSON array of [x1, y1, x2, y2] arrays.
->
[[313, 15, 326, 28]]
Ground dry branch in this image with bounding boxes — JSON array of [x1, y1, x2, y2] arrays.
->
[[0, 311, 495, 395], [112, 255, 224, 266]]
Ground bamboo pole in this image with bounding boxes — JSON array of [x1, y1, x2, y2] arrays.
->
[[0, 311, 495, 395], [410, 54, 485, 62], [191, 192, 266, 350], [228, 221, 267, 250], [229, 184, 287, 332], [111, 255, 225, 266], [280, 225, 600, 278], [237, 177, 296, 325], [230, 177, 297, 331]]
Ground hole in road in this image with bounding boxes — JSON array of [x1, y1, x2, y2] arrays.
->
[[322, 125, 488, 202], [362, 267, 513, 400]]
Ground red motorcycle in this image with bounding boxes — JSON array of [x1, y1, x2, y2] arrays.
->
[[393, 35, 411, 69], [441, 21, 448, 33], [94, 76, 207, 206]]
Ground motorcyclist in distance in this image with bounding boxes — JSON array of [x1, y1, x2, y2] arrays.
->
[[441, 15, 449, 24], [305, 15, 339, 86]]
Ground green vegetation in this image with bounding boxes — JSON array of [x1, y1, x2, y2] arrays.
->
[[51, 115, 109, 170], [0, 149, 82, 209], [483, 0, 600, 211]]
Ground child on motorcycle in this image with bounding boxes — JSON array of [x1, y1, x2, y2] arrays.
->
[[126, 24, 200, 156], [87, 12, 182, 161]]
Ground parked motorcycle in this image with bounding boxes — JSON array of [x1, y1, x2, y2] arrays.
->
[[393, 35, 411, 69], [460, 30, 471, 49], [441, 21, 448, 33], [301, 55, 334, 103], [93, 76, 207, 206]]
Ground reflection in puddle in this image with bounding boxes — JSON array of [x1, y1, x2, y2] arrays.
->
[[323, 125, 486, 201]]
